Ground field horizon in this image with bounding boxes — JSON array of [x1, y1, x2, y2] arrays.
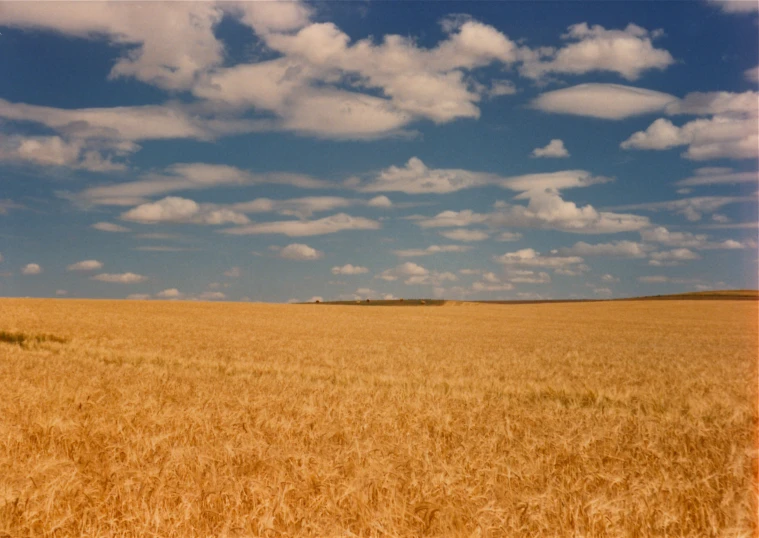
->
[[1, 298, 757, 536]]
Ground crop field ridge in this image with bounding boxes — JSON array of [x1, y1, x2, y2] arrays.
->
[[0, 298, 756, 537]]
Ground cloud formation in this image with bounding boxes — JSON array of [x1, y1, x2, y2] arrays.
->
[[531, 139, 570, 158], [278, 243, 324, 260], [67, 260, 104, 271]]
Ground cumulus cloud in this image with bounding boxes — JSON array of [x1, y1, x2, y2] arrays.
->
[[506, 270, 552, 283], [519, 23, 674, 81], [22, 263, 42, 275], [331, 264, 369, 275], [367, 195, 393, 208], [92, 222, 130, 233], [92, 272, 147, 283], [360, 157, 499, 194], [198, 291, 226, 300], [375, 261, 456, 286], [278, 243, 323, 260], [531, 139, 569, 158], [0, 135, 135, 171], [222, 213, 380, 236], [639, 225, 748, 250], [121, 196, 249, 225], [56, 290, 68, 296], [622, 91, 759, 160], [494, 248, 584, 267], [417, 175, 648, 235], [648, 248, 700, 266], [531, 83, 677, 120], [559, 240, 649, 258], [439, 229, 490, 242], [601, 274, 620, 283], [393, 245, 472, 257], [708, 0, 759, 13], [157, 288, 182, 298], [745, 65, 759, 83], [224, 267, 241, 278], [127, 294, 151, 300], [67, 259, 103, 271]]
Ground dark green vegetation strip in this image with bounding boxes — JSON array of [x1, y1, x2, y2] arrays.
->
[[0, 330, 69, 347]]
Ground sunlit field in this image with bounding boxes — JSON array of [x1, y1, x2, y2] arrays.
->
[[0, 299, 756, 537]]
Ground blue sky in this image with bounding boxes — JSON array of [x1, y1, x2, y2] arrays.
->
[[0, 0, 757, 302]]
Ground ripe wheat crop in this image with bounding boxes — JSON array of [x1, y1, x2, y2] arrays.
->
[[0, 299, 756, 537]]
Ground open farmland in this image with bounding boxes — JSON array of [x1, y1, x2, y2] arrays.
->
[[0, 299, 757, 537]]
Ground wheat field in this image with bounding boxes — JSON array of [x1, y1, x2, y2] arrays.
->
[[0, 298, 756, 537]]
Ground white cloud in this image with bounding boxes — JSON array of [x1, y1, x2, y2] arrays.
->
[[488, 80, 517, 97], [367, 195, 393, 208], [507, 270, 552, 284], [560, 240, 649, 258], [397, 262, 429, 276], [418, 190, 648, 235], [745, 65, 759, 83], [495, 231, 523, 242], [712, 214, 730, 223], [92, 222, 130, 233], [126, 294, 151, 300], [638, 226, 748, 250], [601, 274, 620, 283], [92, 272, 147, 283], [198, 291, 226, 300], [708, 0, 759, 13], [394, 245, 472, 257], [223, 213, 380, 236], [675, 167, 758, 187], [361, 157, 498, 194], [520, 23, 674, 81], [0, 135, 134, 171], [488, 190, 650, 234], [499, 169, 610, 192], [610, 194, 754, 221], [278, 243, 323, 260], [640, 226, 708, 248], [233, 196, 354, 218], [665, 91, 759, 116], [472, 281, 514, 292], [79, 163, 331, 206], [648, 248, 700, 266], [439, 229, 490, 242], [639, 275, 669, 283], [331, 264, 369, 275], [0, 3, 229, 90], [594, 287, 613, 296], [224, 267, 241, 278], [531, 139, 569, 158], [22, 263, 42, 275], [622, 91, 759, 160], [121, 196, 249, 225], [157, 288, 182, 298], [495, 248, 584, 267], [418, 209, 489, 228], [0, 99, 256, 144], [531, 84, 677, 120], [67, 260, 103, 271], [56, 290, 68, 296]]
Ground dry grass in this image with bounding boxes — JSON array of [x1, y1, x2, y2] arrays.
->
[[0, 298, 756, 537]]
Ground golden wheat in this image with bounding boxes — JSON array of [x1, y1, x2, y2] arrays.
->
[[0, 299, 756, 537]]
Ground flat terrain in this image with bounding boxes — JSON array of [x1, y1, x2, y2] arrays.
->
[[0, 299, 756, 537]]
